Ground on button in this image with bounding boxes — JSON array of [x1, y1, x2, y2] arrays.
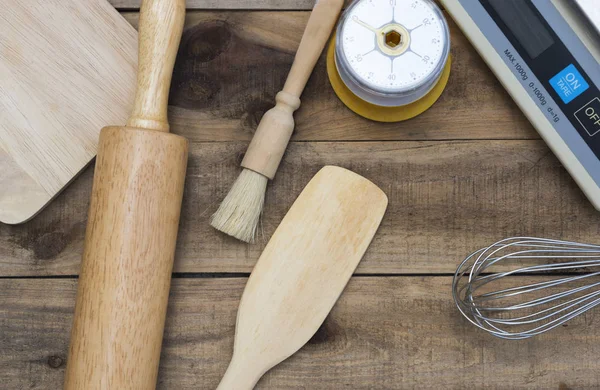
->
[[574, 97, 600, 137], [549, 64, 590, 104]]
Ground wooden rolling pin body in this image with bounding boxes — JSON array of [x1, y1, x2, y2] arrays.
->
[[64, 0, 186, 388]]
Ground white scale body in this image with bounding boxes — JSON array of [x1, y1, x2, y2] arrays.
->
[[441, 0, 600, 211]]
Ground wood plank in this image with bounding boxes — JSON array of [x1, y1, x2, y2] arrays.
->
[[2, 277, 599, 389], [1, 140, 598, 277], [112, 0, 444, 10], [112, 0, 361, 10], [120, 11, 537, 141]]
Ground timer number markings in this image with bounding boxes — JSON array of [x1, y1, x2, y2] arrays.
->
[[342, 0, 446, 92]]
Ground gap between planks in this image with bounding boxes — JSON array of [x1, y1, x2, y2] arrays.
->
[[2, 272, 595, 280]]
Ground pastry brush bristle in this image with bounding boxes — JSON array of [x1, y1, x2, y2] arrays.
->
[[211, 168, 268, 243]]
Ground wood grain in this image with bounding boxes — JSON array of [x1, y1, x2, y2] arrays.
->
[[0, 0, 137, 224], [1, 140, 598, 277], [121, 11, 537, 142], [3, 277, 600, 389]]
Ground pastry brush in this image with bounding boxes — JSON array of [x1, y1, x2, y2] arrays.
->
[[211, 0, 344, 243]]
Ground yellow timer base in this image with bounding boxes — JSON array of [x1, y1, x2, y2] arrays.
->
[[326, 37, 452, 123]]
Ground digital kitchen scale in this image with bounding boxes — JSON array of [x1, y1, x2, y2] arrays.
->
[[441, 0, 600, 210]]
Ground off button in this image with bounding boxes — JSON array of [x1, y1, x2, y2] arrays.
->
[[575, 97, 600, 136]]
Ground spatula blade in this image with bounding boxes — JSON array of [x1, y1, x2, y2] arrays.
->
[[218, 165, 388, 389]]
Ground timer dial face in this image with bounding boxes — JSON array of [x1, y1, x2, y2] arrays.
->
[[339, 0, 448, 94]]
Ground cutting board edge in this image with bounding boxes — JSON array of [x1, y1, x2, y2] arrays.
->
[[0, 156, 94, 225]]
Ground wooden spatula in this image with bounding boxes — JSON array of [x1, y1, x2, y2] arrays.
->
[[217, 166, 388, 389]]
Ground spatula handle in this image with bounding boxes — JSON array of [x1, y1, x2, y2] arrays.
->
[[216, 356, 262, 390], [127, 0, 185, 132], [240, 0, 343, 179]]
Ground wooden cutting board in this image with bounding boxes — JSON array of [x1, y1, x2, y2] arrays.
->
[[0, 0, 138, 224]]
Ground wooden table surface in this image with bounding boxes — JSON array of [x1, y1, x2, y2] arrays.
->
[[2, 2, 600, 389]]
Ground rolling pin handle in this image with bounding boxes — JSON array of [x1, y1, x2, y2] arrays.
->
[[127, 0, 186, 132]]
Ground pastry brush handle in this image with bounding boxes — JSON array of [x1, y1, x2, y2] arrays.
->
[[283, 0, 345, 97], [241, 0, 343, 179], [127, 0, 185, 132]]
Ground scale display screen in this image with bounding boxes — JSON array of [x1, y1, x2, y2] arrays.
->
[[487, 0, 554, 59]]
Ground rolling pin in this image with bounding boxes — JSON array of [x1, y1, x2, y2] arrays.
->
[[64, 0, 186, 389]]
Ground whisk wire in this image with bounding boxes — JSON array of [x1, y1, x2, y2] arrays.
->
[[453, 237, 600, 339]]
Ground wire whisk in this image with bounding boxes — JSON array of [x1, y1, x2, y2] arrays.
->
[[452, 237, 600, 339]]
